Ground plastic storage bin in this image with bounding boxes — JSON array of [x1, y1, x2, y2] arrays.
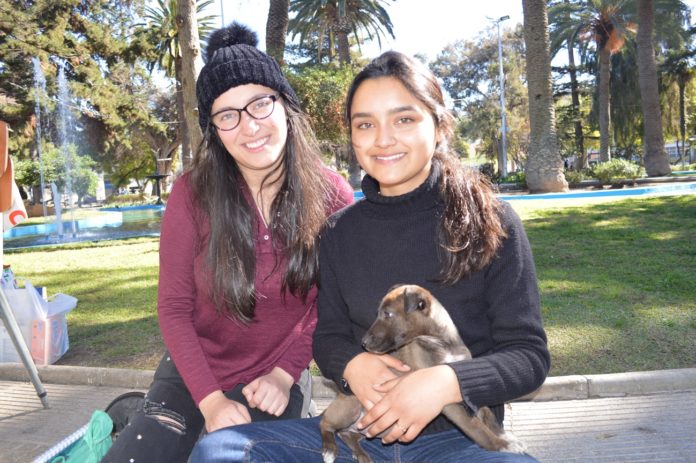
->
[[0, 281, 76, 365]]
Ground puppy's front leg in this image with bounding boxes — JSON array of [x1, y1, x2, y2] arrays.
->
[[320, 393, 364, 463], [337, 430, 372, 463]]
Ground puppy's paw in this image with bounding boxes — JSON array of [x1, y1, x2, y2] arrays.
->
[[500, 431, 527, 454], [322, 449, 336, 463]]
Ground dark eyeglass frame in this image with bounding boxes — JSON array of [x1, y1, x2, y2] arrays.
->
[[210, 94, 279, 131]]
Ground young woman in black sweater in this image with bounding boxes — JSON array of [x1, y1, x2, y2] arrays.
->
[[191, 51, 549, 463]]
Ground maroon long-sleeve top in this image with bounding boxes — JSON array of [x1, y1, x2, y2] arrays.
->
[[157, 169, 353, 405]]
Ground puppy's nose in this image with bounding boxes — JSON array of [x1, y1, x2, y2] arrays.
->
[[361, 339, 368, 349]]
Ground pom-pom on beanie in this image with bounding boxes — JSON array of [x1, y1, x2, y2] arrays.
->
[[196, 22, 299, 130]]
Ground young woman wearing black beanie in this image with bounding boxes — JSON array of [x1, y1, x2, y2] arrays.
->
[[101, 23, 353, 462]]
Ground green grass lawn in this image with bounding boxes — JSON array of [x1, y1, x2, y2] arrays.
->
[[4, 194, 696, 376]]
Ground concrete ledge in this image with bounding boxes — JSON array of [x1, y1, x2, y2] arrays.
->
[[521, 374, 588, 401], [586, 368, 696, 397], [2, 364, 696, 402], [520, 368, 696, 401], [0, 364, 154, 389]]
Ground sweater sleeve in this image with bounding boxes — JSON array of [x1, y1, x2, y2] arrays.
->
[[449, 202, 550, 410], [157, 177, 220, 405], [312, 222, 364, 393]]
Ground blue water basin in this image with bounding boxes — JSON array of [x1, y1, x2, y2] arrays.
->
[[3, 206, 164, 249], [5, 182, 694, 249]]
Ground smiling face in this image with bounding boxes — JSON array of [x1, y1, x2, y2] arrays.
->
[[211, 83, 288, 186], [349, 77, 440, 197]]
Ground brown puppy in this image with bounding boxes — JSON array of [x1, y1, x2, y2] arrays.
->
[[319, 284, 526, 463]]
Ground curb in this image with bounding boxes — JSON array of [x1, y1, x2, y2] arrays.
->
[[2, 364, 696, 402], [0, 364, 154, 389]]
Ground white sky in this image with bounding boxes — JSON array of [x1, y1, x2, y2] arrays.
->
[[213, 0, 696, 62]]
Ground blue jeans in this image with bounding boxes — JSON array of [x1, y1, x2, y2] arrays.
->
[[190, 416, 539, 463], [101, 352, 305, 463]]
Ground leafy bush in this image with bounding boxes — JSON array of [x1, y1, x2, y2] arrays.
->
[[672, 163, 696, 171], [564, 169, 587, 185], [500, 171, 527, 187], [104, 193, 151, 206], [590, 159, 645, 187]]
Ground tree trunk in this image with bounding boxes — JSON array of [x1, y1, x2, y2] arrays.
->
[[567, 41, 586, 169], [598, 46, 612, 162], [334, 10, 352, 65], [266, 0, 289, 65], [637, 0, 671, 176], [522, 0, 568, 193], [176, 0, 204, 169], [678, 75, 686, 164], [174, 58, 191, 172]]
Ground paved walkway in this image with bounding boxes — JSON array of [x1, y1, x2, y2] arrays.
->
[[1, 365, 695, 463]]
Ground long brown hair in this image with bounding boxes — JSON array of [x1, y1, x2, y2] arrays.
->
[[189, 94, 332, 323], [345, 51, 506, 284]]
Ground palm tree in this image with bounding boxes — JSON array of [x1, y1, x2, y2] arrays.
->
[[289, 0, 396, 65], [548, 0, 637, 163], [661, 46, 696, 166], [522, 0, 569, 193], [549, 0, 586, 169], [266, 0, 290, 64], [548, 0, 689, 166], [636, 0, 670, 176], [143, 0, 215, 170]]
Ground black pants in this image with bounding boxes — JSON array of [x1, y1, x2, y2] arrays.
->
[[101, 352, 305, 463]]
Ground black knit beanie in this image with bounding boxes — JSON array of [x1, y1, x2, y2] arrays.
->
[[196, 22, 299, 130]]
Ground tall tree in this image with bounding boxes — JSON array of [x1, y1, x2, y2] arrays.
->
[[522, 0, 568, 193], [661, 44, 696, 166], [431, 27, 530, 171], [266, 0, 290, 64], [177, 0, 205, 169], [636, 0, 670, 176], [548, 0, 636, 163], [289, 0, 395, 65], [0, 0, 175, 198], [549, 0, 586, 168], [549, 0, 689, 165], [143, 0, 214, 170]]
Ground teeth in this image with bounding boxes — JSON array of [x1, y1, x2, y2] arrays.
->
[[245, 136, 269, 149], [376, 153, 405, 161]]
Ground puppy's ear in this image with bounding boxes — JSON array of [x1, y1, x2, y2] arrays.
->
[[403, 288, 428, 313]]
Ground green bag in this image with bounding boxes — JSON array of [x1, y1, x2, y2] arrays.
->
[[50, 410, 113, 463]]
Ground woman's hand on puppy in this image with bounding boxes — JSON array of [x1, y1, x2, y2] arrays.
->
[[357, 364, 462, 444], [242, 367, 294, 416], [199, 390, 252, 432], [343, 352, 410, 410]]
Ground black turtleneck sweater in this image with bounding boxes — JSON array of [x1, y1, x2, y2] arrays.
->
[[312, 163, 550, 433]]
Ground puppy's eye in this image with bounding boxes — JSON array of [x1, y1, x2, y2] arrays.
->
[[383, 311, 393, 318]]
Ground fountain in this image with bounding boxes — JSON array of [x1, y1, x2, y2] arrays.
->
[[31, 57, 49, 224], [147, 158, 170, 205], [50, 182, 64, 238], [56, 62, 77, 238]]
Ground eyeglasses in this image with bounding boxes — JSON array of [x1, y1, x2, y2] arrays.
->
[[211, 95, 278, 131]]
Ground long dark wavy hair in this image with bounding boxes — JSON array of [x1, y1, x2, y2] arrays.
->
[[189, 94, 332, 324], [345, 51, 506, 284]]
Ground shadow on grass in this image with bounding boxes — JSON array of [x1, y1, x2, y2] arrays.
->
[[58, 315, 163, 370], [525, 195, 696, 376]]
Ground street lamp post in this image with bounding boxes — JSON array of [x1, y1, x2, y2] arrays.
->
[[494, 15, 509, 178]]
